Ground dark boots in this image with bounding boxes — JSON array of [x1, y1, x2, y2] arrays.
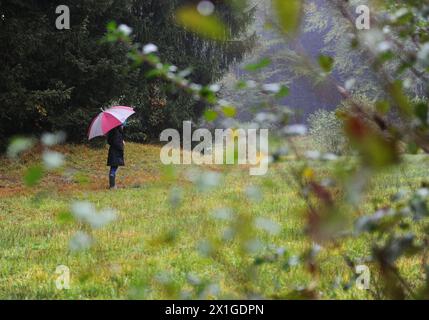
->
[[109, 174, 116, 189]]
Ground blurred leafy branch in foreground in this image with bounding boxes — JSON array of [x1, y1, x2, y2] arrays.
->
[[102, 0, 429, 299], [7, 0, 429, 299]]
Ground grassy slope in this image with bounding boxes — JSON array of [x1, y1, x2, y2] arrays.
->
[[1, 142, 429, 299]]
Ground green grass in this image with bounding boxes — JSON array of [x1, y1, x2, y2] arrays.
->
[[1, 142, 429, 299]]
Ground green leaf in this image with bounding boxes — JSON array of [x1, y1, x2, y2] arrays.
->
[[107, 21, 117, 32], [376, 100, 390, 114], [244, 58, 272, 72], [145, 69, 163, 79], [127, 51, 144, 68], [200, 86, 217, 103], [389, 80, 412, 116], [204, 109, 218, 122], [235, 80, 247, 90], [415, 102, 428, 124], [24, 165, 44, 187], [345, 117, 399, 168], [318, 55, 334, 73], [273, 0, 302, 34], [276, 85, 289, 98], [222, 105, 237, 118], [175, 6, 228, 40]]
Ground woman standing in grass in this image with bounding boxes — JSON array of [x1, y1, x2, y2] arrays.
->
[[107, 125, 125, 189]]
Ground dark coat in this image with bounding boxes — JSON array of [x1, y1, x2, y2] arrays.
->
[[107, 127, 125, 166]]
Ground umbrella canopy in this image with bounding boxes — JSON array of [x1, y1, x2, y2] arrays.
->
[[88, 106, 135, 140]]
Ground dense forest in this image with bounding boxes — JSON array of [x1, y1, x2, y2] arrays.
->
[[0, 0, 254, 148]]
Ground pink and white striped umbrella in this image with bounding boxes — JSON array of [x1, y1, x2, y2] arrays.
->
[[88, 106, 135, 140]]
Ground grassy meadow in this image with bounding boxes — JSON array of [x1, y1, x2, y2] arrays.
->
[[1, 141, 429, 299]]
